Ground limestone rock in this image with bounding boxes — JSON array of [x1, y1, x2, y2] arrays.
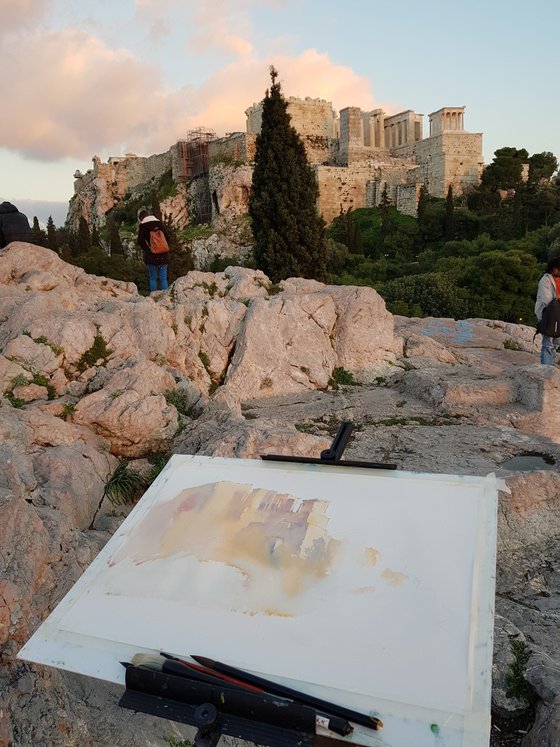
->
[[3, 244, 560, 746], [498, 472, 560, 556], [73, 359, 178, 457], [0, 492, 53, 650]]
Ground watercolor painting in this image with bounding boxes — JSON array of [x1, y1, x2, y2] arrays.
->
[[107, 480, 342, 616]]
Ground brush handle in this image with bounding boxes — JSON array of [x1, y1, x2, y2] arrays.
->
[[161, 653, 264, 694], [161, 659, 252, 691], [192, 656, 382, 731]]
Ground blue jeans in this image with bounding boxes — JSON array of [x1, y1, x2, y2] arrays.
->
[[540, 335, 558, 365], [147, 264, 168, 292]]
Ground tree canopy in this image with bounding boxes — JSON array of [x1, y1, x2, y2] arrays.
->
[[249, 66, 328, 282]]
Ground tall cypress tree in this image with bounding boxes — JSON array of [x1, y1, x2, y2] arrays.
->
[[444, 184, 455, 241], [46, 216, 58, 253], [249, 66, 327, 282], [109, 218, 123, 255], [151, 189, 163, 221], [91, 224, 101, 249], [76, 216, 91, 255], [32, 217, 48, 247]]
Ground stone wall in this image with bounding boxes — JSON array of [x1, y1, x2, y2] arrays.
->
[[246, 96, 337, 138], [208, 133, 257, 166], [414, 131, 483, 198], [315, 158, 417, 224]]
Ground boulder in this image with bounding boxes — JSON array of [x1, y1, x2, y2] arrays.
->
[[73, 359, 178, 456]]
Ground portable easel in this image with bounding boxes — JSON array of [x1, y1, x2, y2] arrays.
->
[[119, 422, 396, 747]]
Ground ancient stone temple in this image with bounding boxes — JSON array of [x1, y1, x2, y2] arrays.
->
[[67, 95, 483, 231], [243, 97, 483, 223]]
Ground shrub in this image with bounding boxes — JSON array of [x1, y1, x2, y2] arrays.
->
[[103, 462, 146, 506], [328, 367, 355, 389]]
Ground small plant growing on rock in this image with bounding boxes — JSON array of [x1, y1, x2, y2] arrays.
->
[[164, 737, 193, 747], [31, 373, 56, 400], [295, 422, 315, 433], [506, 639, 534, 702], [103, 461, 146, 506], [147, 452, 171, 483], [164, 388, 189, 415], [5, 392, 25, 408], [10, 373, 28, 389], [60, 403, 76, 421], [77, 328, 112, 372], [198, 351, 211, 371], [328, 367, 355, 390], [504, 339, 522, 351]]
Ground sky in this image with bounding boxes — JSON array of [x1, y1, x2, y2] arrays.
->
[[1, 0, 559, 227]]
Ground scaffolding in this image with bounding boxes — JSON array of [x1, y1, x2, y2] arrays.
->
[[175, 128, 217, 223], [176, 128, 217, 181]]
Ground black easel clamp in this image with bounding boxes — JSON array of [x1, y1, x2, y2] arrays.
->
[[262, 421, 397, 470], [119, 666, 316, 747]]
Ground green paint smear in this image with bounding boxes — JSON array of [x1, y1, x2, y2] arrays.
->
[[430, 724, 440, 735]]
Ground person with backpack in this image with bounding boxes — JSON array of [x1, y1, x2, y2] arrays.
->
[[137, 207, 170, 292], [0, 201, 33, 248], [535, 256, 560, 365]]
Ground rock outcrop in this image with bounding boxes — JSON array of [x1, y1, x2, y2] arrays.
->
[[1, 242, 559, 747]]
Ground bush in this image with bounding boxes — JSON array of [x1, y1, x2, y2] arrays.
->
[[379, 272, 472, 319], [103, 462, 146, 506]]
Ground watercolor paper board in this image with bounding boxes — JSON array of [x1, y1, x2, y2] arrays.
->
[[19, 455, 501, 747]]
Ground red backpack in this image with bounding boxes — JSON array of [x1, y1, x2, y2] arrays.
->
[[149, 227, 169, 255]]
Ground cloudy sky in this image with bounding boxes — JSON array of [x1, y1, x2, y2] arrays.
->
[[1, 0, 559, 226]]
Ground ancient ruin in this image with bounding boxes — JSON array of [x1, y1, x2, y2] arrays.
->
[[67, 95, 483, 231]]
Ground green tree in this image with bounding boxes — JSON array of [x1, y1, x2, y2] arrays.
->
[[75, 216, 91, 256], [109, 218, 123, 255], [481, 147, 528, 190], [380, 272, 471, 319], [249, 66, 328, 282], [444, 184, 455, 241], [164, 216, 194, 283], [91, 224, 101, 249], [416, 184, 429, 223], [31, 216, 48, 247], [528, 152, 558, 183], [46, 216, 58, 253], [151, 189, 163, 221]]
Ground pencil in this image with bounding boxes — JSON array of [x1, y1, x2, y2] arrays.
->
[[191, 655, 383, 731]]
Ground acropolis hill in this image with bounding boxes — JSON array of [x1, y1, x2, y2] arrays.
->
[[68, 96, 483, 231]]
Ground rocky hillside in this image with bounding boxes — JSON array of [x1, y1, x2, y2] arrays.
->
[[1, 242, 559, 746]]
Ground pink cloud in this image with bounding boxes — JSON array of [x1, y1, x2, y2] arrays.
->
[[0, 0, 51, 36], [183, 50, 394, 134], [0, 25, 392, 162]]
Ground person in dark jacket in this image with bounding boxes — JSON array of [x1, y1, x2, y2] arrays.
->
[[0, 202, 33, 248], [137, 207, 170, 292]]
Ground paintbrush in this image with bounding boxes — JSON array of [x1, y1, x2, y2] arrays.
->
[[129, 653, 252, 690], [191, 655, 383, 731], [160, 651, 264, 693]]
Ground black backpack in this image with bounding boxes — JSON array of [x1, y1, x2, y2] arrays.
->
[[537, 297, 560, 337]]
